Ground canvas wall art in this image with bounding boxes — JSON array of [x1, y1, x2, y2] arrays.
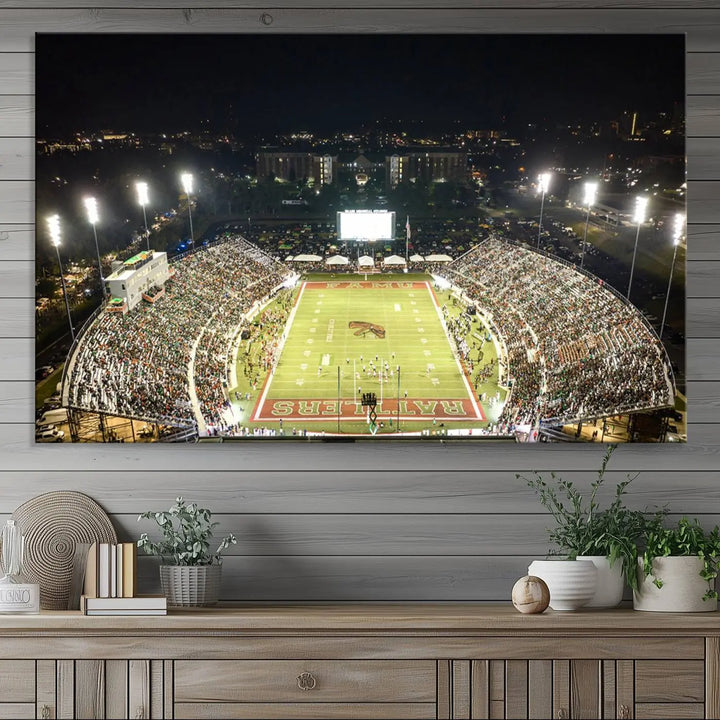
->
[[35, 34, 686, 443]]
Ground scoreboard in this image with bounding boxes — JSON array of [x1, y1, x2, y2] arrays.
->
[[337, 210, 396, 242]]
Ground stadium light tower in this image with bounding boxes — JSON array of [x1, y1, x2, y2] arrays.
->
[[536, 172, 552, 249], [46, 214, 75, 341], [180, 172, 194, 246], [660, 212, 685, 341], [136, 181, 150, 251], [627, 195, 649, 301], [580, 181, 598, 270], [83, 197, 107, 301]]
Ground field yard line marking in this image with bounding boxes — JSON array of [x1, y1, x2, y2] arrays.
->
[[425, 281, 484, 420], [252, 281, 307, 422]]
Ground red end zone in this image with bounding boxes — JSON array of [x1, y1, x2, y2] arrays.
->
[[303, 281, 430, 290], [252, 397, 485, 422]]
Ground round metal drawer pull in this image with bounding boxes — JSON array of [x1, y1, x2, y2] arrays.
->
[[41, 706, 51, 720], [557, 710, 567, 719], [297, 671, 317, 691], [619, 705, 631, 719]]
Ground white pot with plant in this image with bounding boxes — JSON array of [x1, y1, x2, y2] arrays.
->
[[526, 558, 598, 611], [519, 445, 665, 609], [633, 517, 720, 613], [137, 497, 237, 607]]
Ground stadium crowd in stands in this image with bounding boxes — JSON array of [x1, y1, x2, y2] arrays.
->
[[441, 237, 674, 428], [67, 235, 290, 431], [66, 228, 674, 439]]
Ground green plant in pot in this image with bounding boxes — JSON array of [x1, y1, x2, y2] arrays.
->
[[518, 445, 666, 609], [137, 497, 237, 607], [633, 517, 720, 613]]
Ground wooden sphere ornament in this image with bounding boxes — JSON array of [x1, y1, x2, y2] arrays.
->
[[512, 575, 550, 614]]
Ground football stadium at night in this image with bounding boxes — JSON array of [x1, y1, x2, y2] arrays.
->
[[56, 209, 677, 443]]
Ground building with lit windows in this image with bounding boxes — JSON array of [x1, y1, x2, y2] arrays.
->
[[385, 150, 467, 188], [257, 150, 340, 185], [386, 154, 408, 189], [256, 151, 314, 183], [313, 155, 335, 185]]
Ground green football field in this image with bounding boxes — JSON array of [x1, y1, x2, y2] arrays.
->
[[248, 276, 488, 433]]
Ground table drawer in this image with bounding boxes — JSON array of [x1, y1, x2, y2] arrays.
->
[[175, 701, 436, 719], [0, 705, 34, 720], [635, 703, 704, 719], [174, 660, 437, 703], [635, 660, 705, 702], [0, 662, 34, 703]]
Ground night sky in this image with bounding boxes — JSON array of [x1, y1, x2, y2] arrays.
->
[[36, 34, 685, 137]]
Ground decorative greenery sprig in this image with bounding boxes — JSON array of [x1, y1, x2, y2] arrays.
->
[[137, 497, 237, 566], [517, 445, 666, 591], [641, 517, 720, 599]]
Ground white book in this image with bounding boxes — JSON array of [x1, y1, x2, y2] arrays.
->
[[110, 544, 117, 598], [98, 543, 111, 598], [85, 609, 167, 616], [82, 594, 167, 611]]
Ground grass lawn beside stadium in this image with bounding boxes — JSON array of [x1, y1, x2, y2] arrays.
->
[[231, 273, 502, 436]]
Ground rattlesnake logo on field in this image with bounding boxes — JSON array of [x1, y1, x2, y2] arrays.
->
[[349, 321, 386, 339]]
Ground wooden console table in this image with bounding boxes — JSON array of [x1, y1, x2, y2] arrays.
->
[[0, 605, 717, 719]]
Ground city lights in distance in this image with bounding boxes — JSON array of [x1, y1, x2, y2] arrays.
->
[[84, 197, 99, 225], [46, 214, 61, 247], [633, 196, 649, 224], [583, 181, 598, 208], [180, 173, 193, 195], [538, 172, 551, 195], [136, 181, 149, 206], [673, 213, 685, 245]]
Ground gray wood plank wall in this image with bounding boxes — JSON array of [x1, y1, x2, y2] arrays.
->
[[1, 1, 718, 602]]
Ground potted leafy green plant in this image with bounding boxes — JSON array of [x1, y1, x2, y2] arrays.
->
[[518, 445, 665, 608], [633, 517, 720, 612], [137, 497, 237, 606]]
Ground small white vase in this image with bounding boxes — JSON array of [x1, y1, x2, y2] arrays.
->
[[576, 555, 624, 608], [528, 559, 597, 611], [633, 556, 718, 613]]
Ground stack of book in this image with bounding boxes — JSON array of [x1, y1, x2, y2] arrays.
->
[[80, 542, 167, 616]]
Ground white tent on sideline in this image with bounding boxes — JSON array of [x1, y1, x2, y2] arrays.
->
[[358, 255, 374, 267], [383, 255, 407, 266], [292, 254, 323, 262], [409, 254, 425, 262], [424, 253, 453, 263], [325, 255, 349, 266]]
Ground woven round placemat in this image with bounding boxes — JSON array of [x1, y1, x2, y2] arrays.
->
[[11, 491, 117, 610]]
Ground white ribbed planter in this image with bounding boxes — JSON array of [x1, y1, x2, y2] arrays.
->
[[159, 564, 221, 607], [528, 559, 597, 611], [576, 555, 624, 609], [633, 556, 718, 613]]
